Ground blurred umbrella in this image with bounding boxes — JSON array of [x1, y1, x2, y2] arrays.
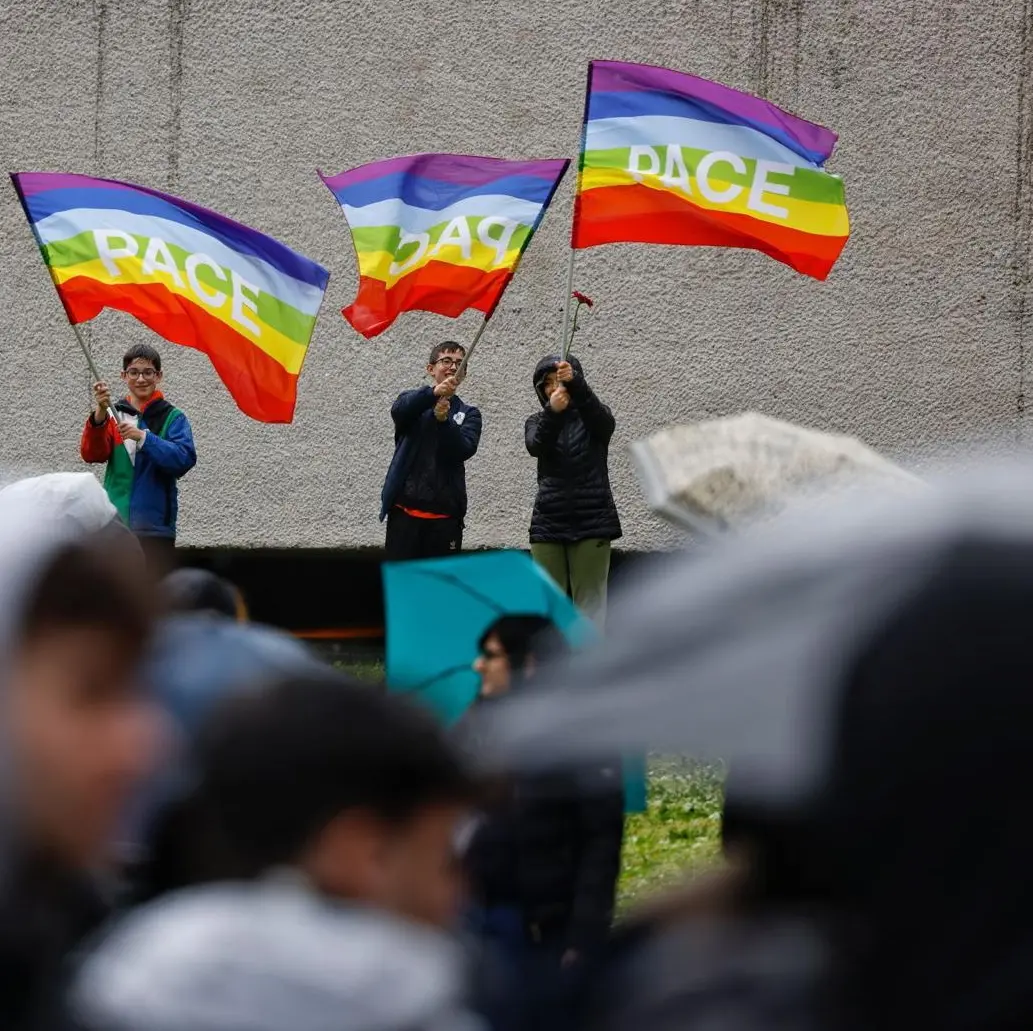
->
[[476, 466, 1032, 809], [0, 472, 118, 534], [631, 412, 922, 535], [384, 550, 595, 726]]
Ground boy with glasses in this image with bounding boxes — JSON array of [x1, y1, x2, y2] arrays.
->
[[381, 341, 482, 560], [81, 343, 197, 572]]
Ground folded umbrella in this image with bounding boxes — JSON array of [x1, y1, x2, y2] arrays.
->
[[631, 412, 922, 535]]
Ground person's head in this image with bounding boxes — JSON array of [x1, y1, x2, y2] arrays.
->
[[473, 614, 569, 698], [190, 673, 478, 928], [161, 568, 247, 621], [6, 534, 158, 869], [533, 354, 582, 405], [426, 342, 465, 387], [122, 344, 163, 407]]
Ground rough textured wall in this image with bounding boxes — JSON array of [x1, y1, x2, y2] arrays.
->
[[1, 0, 1031, 549]]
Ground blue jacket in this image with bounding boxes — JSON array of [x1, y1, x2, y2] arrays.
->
[[81, 395, 197, 539], [380, 386, 481, 522]]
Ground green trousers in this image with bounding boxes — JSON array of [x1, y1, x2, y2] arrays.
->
[[531, 539, 612, 625]]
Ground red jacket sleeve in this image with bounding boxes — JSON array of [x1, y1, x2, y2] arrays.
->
[[80, 415, 117, 464]]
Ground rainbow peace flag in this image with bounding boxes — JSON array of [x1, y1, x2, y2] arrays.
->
[[10, 172, 330, 423], [320, 154, 569, 338], [573, 60, 850, 280]]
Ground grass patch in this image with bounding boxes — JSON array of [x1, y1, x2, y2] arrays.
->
[[340, 658, 386, 684], [334, 660, 723, 907], [619, 757, 724, 909]]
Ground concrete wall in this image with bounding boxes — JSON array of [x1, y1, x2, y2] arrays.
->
[[1, 0, 1031, 550]]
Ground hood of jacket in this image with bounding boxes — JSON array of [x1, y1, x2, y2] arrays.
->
[[71, 878, 484, 1031], [534, 354, 584, 408]]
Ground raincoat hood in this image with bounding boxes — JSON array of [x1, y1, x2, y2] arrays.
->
[[533, 354, 584, 408], [0, 473, 118, 537], [71, 878, 484, 1031]]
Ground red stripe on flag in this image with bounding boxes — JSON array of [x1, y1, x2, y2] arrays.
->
[[57, 276, 300, 422], [572, 184, 847, 281], [343, 262, 512, 339]]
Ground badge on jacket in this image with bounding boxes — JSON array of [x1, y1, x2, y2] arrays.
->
[[453, 411, 465, 425]]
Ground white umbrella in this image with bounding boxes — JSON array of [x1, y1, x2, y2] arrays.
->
[[631, 412, 922, 535]]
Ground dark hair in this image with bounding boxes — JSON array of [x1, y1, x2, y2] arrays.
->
[[478, 614, 569, 676], [428, 341, 466, 365], [122, 343, 162, 372], [185, 672, 477, 877], [20, 537, 151, 653], [162, 568, 244, 620]]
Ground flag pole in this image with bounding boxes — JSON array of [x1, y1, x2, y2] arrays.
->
[[456, 315, 490, 381], [559, 247, 576, 359], [69, 321, 121, 428]]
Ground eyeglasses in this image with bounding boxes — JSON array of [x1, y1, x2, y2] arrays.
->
[[125, 368, 158, 380], [434, 357, 463, 369]]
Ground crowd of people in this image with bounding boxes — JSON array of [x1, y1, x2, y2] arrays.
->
[[0, 461, 628, 1030], [3, 337, 1033, 1030]]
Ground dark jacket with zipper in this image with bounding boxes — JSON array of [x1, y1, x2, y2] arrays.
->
[[460, 699, 625, 953], [380, 387, 481, 522], [525, 355, 621, 544]]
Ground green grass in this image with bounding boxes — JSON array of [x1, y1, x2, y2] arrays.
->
[[334, 660, 724, 907], [340, 658, 386, 684], [619, 758, 724, 909]]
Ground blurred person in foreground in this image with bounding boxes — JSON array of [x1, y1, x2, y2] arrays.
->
[[0, 502, 157, 1031], [160, 567, 248, 621], [545, 476, 1033, 1031], [115, 617, 319, 904], [460, 614, 624, 1021], [69, 672, 486, 1031]]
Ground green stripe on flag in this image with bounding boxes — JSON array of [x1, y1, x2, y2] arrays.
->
[[583, 146, 846, 206], [41, 231, 317, 345]]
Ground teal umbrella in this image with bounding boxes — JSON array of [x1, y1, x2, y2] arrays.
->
[[383, 549, 645, 810]]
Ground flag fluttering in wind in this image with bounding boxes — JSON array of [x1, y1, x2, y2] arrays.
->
[[573, 60, 850, 280], [10, 172, 330, 423], [320, 154, 569, 338]]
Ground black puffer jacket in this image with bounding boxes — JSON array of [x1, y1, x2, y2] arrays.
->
[[464, 759, 626, 953], [525, 355, 622, 544]]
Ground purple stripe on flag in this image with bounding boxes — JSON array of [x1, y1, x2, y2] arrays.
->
[[588, 60, 838, 163], [13, 172, 136, 199], [319, 154, 569, 192], [10, 171, 329, 289]]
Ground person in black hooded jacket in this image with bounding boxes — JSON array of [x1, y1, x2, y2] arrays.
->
[[525, 355, 621, 624], [460, 616, 624, 988]]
